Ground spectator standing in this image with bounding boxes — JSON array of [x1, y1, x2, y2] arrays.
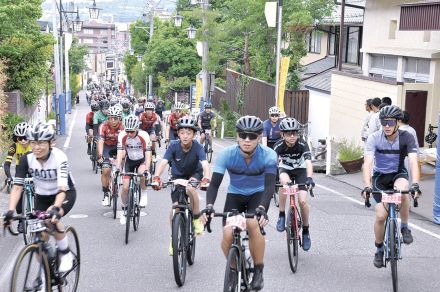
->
[[361, 98, 373, 142], [366, 97, 382, 137]]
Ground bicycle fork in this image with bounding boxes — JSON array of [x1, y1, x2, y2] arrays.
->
[[384, 204, 402, 263]]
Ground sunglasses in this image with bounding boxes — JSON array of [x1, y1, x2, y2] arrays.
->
[[238, 132, 259, 140], [109, 117, 119, 121], [380, 119, 397, 127], [282, 131, 299, 137], [17, 136, 27, 141], [270, 114, 279, 118], [126, 130, 136, 134]]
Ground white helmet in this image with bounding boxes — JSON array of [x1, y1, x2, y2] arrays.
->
[[26, 122, 55, 141], [123, 115, 140, 130], [14, 122, 30, 137], [144, 102, 155, 110], [108, 105, 122, 117], [269, 106, 280, 115]]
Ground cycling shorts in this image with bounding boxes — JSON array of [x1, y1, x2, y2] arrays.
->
[[278, 168, 307, 191], [372, 170, 409, 203], [222, 192, 267, 226], [102, 145, 117, 166], [170, 173, 202, 203], [169, 129, 178, 141], [34, 189, 76, 216], [124, 158, 145, 176]]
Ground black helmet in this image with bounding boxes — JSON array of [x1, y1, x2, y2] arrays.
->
[[235, 116, 263, 134], [205, 103, 212, 109], [379, 105, 402, 120], [177, 117, 198, 131], [91, 102, 100, 111], [280, 118, 301, 131], [99, 99, 110, 110]]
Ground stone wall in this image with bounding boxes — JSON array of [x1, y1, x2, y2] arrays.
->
[[5, 91, 37, 121]]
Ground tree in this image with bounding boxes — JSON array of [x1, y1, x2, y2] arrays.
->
[[69, 38, 88, 75]]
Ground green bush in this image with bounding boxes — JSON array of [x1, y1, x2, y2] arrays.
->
[[47, 111, 56, 121], [337, 139, 363, 161], [2, 112, 24, 139], [218, 100, 240, 137]]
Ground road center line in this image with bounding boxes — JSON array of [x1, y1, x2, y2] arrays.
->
[[316, 183, 440, 240], [63, 108, 78, 149]]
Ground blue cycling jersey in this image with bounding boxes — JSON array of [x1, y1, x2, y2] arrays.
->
[[164, 140, 206, 178], [213, 144, 277, 196], [262, 119, 281, 143]]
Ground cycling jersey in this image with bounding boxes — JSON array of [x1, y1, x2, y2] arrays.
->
[[3, 142, 32, 178], [139, 112, 158, 130], [199, 111, 215, 129], [164, 140, 206, 178], [121, 110, 131, 121], [273, 139, 311, 170], [14, 148, 75, 196], [365, 129, 417, 174], [213, 144, 277, 196], [86, 112, 94, 126], [93, 110, 108, 126], [262, 119, 282, 144], [117, 130, 151, 161], [168, 112, 182, 130], [98, 121, 124, 146]]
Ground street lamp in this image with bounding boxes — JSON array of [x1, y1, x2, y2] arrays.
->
[[88, 0, 102, 20], [173, 14, 183, 28], [187, 25, 196, 39], [73, 8, 83, 32]]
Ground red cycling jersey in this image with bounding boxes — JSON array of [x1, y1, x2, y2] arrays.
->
[[99, 121, 124, 146], [168, 112, 182, 130], [86, 112, 94, 126], [139, 112, 158, 130]]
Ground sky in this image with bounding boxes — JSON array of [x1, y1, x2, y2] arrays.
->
[[41, 0, 177, 23]]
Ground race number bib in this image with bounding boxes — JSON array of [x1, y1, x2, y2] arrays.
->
[[382, 193, 402, 204], [225, 215, 247, 231], [283, 185, 299, 196]]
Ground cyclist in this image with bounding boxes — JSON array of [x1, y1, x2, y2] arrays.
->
[[362, 105, 421, 268], [3, 122, 77, 274], [120, 98, 132, 120], [201, 115, 277, 291], [97, 106, 125, 206], [155, 98, 165, 119], [93, 99, 110, 136], [86, 102, 100, 155], [198, 102, 216, 149], [262, 106, 282, 149], [139, 102, 160, 156], [166, 102, 185, 143], [273, 118, 314, 251], [151, 117, 210, 255], [116, 115, 152, 224], [134, 97, 146, 117]]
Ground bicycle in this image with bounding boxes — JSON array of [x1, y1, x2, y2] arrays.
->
[[120, 172, 144, 244], [203, 129, 213, 163], [365, 189, 418, 292], [109, 157, 120, 220], [4, 211, 80, 292], [278, 182, 314, 273], [19, 177, 36, 245], [161, 179, 201, 287], [204, 210, 265, 292], [88, 138, 99, 174]]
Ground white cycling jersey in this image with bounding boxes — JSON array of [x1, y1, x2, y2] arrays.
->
[[14, 147, 74, 195], [117, 129, 151, 161]]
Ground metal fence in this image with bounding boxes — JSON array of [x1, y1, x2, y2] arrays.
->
[[212, 69, 309, 123]]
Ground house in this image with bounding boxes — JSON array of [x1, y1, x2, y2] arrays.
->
[[300, 0, 365, 145], [328, 0, 440, 148]]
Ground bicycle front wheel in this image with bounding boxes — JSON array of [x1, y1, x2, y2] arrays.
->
[[286, 207, 299, 273], [21, 191, 33, 245], [112, 179, 118, 220], [58, 226, 81, 292], [172, 213, 187, 287], [125, 189, 133, 244], [389, 220, 398, 292], [223, 246, 240, 292], [133, 186, 141, 231], [11, 244, 51, 292], [186, 213, 196, 266]]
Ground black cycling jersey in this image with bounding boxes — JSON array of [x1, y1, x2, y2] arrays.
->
[[273, 139, 311, 170], [199, 111, 215, 129]]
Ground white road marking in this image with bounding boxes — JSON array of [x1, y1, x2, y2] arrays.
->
[[0, 242, 23, 287], [316, 183, 440, 240], [63, 108, 78, 149]]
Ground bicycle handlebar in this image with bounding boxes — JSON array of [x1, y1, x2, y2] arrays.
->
[[202, 211, 266, 236], [2, 211, 64, 237], [275, 182, 314, 197], [364, 190, 418, 208]]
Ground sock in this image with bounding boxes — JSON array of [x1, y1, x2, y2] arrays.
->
[[401, 222, 408, 229], [375, 242, 384, 252], [102, 186, 109, 193], [279, 211, 285, 217], [87, 143, 91, 150], [303, 225, 309, 234], [57, 237, 69, 251]]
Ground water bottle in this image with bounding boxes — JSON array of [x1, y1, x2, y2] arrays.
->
[[244, 247, 253, 270], [43, 242, 57, 267]]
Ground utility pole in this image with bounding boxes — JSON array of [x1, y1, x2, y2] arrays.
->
[[148, 4, 154, 98], [202, 0, 210, 103], [338, 0, 346, 71], [274, 0, 283, 107]]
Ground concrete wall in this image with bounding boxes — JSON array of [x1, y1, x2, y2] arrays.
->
[[329, 73, 401, 142], [308, 89, 330, 146], [301, 32, 329, 65], [364, 0, 440, 51]]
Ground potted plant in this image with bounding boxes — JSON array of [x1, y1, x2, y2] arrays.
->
[[337, 139, 364, 173]]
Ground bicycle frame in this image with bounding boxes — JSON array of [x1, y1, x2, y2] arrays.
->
[[384, 203, 402, 264], [287, 187, 302, 242]]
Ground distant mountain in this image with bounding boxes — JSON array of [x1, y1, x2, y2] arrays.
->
[[41, 0, 176, 24]]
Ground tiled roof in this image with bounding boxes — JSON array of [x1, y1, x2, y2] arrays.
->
[[300, 56, 336, 80], [322, 1, 365, 25], [301, 70, 333, 93]]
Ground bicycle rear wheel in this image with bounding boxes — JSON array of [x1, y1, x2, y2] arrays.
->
[[389, 220, 398, 292], [172, 213, 187, 287], [133, 186, 141, 231], [11, 244, 51, 292], [125, 189, 133, 244], [186, 213, 196, 266], [112, 179, 118, 220], [58, 226, 81, 292], [286, 207, 299, 273], [223, 246, 240, 292]]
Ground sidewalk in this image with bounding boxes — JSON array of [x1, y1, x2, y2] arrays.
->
[[328, 164, 437, 223]]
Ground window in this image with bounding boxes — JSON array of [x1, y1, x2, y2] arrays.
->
[[400, 4, 440, 31], [83, 29, 93, 35], [328, 27, 336, 55], [346, 27, 360, 64], [403, 58, 430, 83], [106, 61, 114, 69], [82, 38, 93, 44], [369, 54, 398, 80], [101, 29, 108, 35], [308, 30, 321, 53]]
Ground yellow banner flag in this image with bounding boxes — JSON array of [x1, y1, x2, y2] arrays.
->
[[278, 56, 290, 113], [195, 77, 202, 108]]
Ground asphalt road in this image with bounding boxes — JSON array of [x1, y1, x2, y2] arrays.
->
[[1, 97, 440, 292]]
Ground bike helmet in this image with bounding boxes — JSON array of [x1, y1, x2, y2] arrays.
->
[[108, 105, 122, 117], [425, 132, 437, 145], [177, 117, 198, 131], [379, 105, 402, 120], [123, 114, 140, 130], [144, 102, 155, 110], [205, 103, 212, 109], [109, 97, 119, 106], [235, 116, 263, 134], [268, 106, 280, 115], [91, 102, 100, 112], [14, 122, 30, 137], [175, 102, 185, 111], [280, 118, 301, 132], [99, 99, 110, 110], [120, 98, 130, 109], [26, 122, 55, 141]]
